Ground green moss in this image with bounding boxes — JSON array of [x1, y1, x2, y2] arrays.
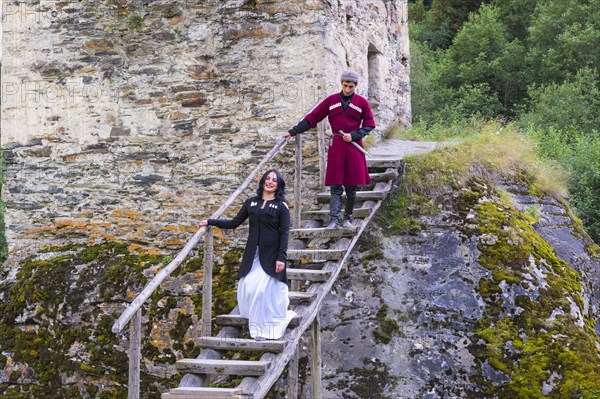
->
[[337, 357, 400, 399], [463, 179, 600, 397], [210, 377, 243, 389], [127, 13, 144, 31], [372, 303, 403, 344], [362, 249, 384, 267], [211, 248, 242, 321], [38, 243, 86, 253], [377, 189, 437, 236], [170, 313, 193, 351], [172, 251, 204, 277], [0, 241, 175, 398]]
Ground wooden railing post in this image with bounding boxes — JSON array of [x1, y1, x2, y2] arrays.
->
[[310, 314, 322, 399], [202, 226, 214, 337], [294, 134, 302, 228], [128, 308, 142, 399], [287, 347, 299, 399]]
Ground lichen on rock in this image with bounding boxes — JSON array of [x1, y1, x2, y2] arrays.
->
[[0, 239, 240, 398]]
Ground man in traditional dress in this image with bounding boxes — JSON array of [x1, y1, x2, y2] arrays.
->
[[283, 70, 376, 229]]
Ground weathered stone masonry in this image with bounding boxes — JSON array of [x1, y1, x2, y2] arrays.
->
[[1, 0, 410, 252]]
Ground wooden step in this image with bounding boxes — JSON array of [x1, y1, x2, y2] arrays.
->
[[175, 358, 269, 376], [302, 207, 371, 220], [316, 190, 387, 203], [289, 291, 316, 304], [163, 387, 242, 399], [287, 268, 332, 282], [367, 158, 403, 168], [197, 337, 286, 352], [287, 248, 346, 261], [215, 314, 301, 327], [288, 261, 326, 270], [290, 227, 356, 239], [369, 170, 399, 182]]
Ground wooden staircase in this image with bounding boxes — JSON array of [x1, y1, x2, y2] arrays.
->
[[161, 158, 402, 399]]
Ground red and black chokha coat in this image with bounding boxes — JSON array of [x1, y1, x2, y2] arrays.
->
[[305, 93, 376, 186]]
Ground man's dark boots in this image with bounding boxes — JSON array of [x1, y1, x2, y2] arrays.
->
[[326, 185, 343, 229], [342, 185, 356, 228]]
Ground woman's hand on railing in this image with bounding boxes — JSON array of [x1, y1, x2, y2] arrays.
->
[[282, 132, 292, 139], [198, 219, 208, 227]]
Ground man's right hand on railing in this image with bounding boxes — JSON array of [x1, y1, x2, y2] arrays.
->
[[198, 219, 208, 227], [282, 132, 292, 139]]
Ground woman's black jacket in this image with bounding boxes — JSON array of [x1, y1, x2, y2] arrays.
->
[[208, 196, 290, 282]]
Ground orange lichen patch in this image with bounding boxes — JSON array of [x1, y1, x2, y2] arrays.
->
[[164, 239, 186, 246], [55, 219, 89, 229], [128, 244, 142, 252], [102, 234, 116, 241], [121, 209, 141, 219], [127, 291, 137, 299], [139, 248, 161, 256], [77, 209, 94, 217], [149, 338, 170, 351], [148, 321, 173, 349], [25, 226, 55, 234], [112, 209, 123, 217], [212, 228, 225, 240]]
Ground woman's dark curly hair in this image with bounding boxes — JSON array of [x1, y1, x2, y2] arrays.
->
[[256, 169, 286, 202]]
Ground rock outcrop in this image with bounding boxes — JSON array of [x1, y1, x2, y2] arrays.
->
[[303, 150, 600, 398]]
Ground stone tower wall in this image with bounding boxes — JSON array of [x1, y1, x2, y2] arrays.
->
[[1, 0, 410, 252]]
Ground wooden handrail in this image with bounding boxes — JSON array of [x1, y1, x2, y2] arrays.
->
[[111, 137, 289, 334]]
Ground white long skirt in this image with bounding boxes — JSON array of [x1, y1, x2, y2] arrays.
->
[[237, 248, 297, 340]]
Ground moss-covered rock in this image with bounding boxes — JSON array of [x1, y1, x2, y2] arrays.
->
[[318, 129, 600, 398], [456, 180, 600, 398], [0, 240, 225, 398]]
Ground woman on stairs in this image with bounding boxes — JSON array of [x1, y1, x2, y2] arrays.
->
[[198, 169, 296, 340]]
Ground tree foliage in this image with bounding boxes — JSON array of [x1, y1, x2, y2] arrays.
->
[[443, 4, 528, 112], [520, 68, 600, 134], [408, 0, 600, 242], [527, 0, 600, 84]]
